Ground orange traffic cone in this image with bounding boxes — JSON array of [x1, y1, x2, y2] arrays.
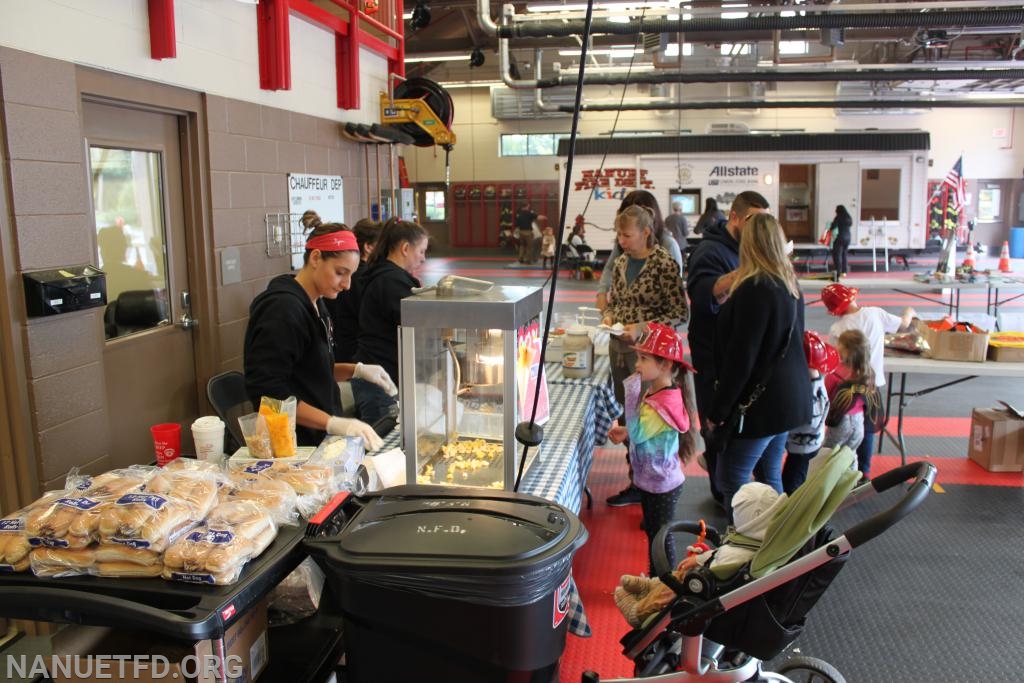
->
[[962, 248, 975, 271], [998, 240, 1012, 273]]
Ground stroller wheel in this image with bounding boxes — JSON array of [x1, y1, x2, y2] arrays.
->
[[772, 655, 846, 683]]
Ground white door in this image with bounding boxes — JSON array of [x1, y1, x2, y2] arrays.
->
[[815, 162, 860, 242]]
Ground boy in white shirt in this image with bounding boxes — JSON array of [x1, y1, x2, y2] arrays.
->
[[821, 283, 915, 477]]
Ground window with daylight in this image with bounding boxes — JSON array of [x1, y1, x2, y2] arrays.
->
[[500, 133, 562, 157], [424, 190, 446, 221]]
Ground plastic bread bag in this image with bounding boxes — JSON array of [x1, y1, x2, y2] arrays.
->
[[885, 331, 930, 354], [223, 477, 300, 527], [310, 435, 365, 484], [162, 457, 224, 475], [96, 491, 200, 553], [259, 396, 298, 458], [163, 501, 277, 586], [268, 557, 326, 626], [238, 412, 273, 459], [144, 468, 223, 519], [24, 470, 154, 549], [29, 546, 98, 579], [0, 490, 65, 572], [65, 466, 157, 498], [275, 463, 341, 519], [90, 543, 164, 578]]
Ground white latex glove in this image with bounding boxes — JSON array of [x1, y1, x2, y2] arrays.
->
[[354, 362, 398, 396], [327, 416, 384, 453]]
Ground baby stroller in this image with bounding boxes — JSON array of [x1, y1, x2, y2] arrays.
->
[[583, 447, 936, 682]]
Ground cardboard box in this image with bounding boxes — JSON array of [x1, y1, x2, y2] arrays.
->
[[917, 319, 990, 362], [968, 408, 1024, 472], [987, 332, 1024, 362], [48, 598, 269, 683]]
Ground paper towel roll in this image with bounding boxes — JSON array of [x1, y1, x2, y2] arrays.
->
[[357, 448, 407, 493]]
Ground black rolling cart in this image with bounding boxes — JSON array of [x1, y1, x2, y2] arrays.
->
[[0, 523, 344, 683]]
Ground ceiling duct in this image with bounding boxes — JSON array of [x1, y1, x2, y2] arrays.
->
[[491, 86, 573, 119], [496, 8, 1024, 39]]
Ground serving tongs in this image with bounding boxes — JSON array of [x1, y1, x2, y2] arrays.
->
[[411, 275, 494, 297]]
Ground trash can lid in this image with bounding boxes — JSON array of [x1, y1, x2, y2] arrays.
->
[[309, 485, 585, 575]]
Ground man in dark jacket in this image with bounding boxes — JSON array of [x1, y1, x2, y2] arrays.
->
[[685, 190, 769, 504]]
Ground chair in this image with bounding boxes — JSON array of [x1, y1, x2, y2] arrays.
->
[[206, 371, 252, 453]]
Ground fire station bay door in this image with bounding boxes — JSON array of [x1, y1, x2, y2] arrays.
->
[[815, 162, 860, 242]]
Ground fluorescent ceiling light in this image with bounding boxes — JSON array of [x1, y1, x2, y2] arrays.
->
[[964, 91, 1024, 99], [664, 43, 694, 57], [527, 1, 680, 11], [437, 80, 505, 89], [557, 48, 643, 57], [405, 54, 471, 63], [402, 11, 413, 19]]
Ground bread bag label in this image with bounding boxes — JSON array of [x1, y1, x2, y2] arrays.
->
[[170, 571, 217, 584], [186, 529, 236, 545], [0, 518, 24, 532], [115, 493, 168, 509], [55, 497, 102, 511], [28, 536, 70, 548], [243, 461, 275, 474]]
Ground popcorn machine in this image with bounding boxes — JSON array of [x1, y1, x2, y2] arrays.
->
[[399, 280, 547, 490]]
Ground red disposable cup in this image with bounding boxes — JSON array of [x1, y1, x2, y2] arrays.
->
[[151, 423, 182, 466]]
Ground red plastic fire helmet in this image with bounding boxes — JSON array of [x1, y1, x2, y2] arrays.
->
[[803, 330, 840, 374], [821, 283, 859, 316], [631, 323, 695, 372]]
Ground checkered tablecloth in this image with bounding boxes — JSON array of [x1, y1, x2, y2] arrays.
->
[[544, 356, 622, 446]]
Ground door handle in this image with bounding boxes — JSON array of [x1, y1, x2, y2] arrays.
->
[[177, 290, 198, 331]]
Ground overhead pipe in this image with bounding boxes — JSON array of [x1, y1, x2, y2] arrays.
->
[[532, 64, 1024, 88], [497, 9, 1024, 39], [558, 98, 1024, 111]]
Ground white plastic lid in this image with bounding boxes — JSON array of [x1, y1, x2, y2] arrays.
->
[[567, 325, 589, 335]]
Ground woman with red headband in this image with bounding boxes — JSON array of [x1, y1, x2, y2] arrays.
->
[[244, 211, 393, 451]]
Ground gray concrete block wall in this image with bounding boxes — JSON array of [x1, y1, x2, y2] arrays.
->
[[0, 46, 371, 491], [204, 95, 368, 375], [0, 47, 112, 489]]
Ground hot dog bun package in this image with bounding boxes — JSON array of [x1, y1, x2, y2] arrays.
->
[[97, 471, 220, 552], [258, 396, 297, 458], [163, 500, 277, 585], [0, 491, 65, 572], [222, 476, 300, 527], [25, 468, 156, 550], [228, 454, 340, 520]]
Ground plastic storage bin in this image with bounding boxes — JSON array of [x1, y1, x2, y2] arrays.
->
[[1009, 226, 1024, 259], [304, 485, 587, 683]]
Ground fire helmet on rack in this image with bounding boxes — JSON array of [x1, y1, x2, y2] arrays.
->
[[803, 331, 840, 374], [631, 322, 695, 372], [821, 283, 859, 316]]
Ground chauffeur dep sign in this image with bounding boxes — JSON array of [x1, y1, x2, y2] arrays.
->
[[287, 173, 344, 269]]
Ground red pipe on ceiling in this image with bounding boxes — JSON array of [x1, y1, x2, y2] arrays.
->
[[258, 0, 292, 91]]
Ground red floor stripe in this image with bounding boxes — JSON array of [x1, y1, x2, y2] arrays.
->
[[560, 445, 1022, 681]]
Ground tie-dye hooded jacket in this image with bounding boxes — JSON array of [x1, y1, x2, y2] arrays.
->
[[623, 372, 688, 494]]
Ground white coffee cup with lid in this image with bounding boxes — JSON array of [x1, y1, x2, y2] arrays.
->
[[191, 415, 225, 463]]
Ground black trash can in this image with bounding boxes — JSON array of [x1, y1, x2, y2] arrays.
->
[[304, 485, 588, 683]]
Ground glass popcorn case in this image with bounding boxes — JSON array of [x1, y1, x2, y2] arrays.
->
[[399, 282, 547, 490]]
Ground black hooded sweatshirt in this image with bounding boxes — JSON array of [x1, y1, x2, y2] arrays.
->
[[354, 259, 420, 382], [244, 274, 341, 446]]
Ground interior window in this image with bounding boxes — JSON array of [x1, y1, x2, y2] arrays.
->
[[859, 168, 900, 222], [424, 190, 446, 221], [90, 146, 170, 339]]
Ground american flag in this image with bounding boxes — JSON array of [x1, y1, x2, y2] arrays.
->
[[943, 155, 967, 211]]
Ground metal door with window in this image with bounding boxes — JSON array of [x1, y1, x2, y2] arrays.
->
[[84, 101, 198, 469], [816, 162, 860, 241]]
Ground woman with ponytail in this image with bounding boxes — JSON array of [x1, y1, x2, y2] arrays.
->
[[243, 210, 394, 451], [352, 216, 429, 422]]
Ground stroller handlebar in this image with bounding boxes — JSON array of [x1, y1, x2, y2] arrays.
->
[[844, 461, 937, 549], [652, 462, 936, 574]]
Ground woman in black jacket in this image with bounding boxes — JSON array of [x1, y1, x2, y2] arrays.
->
[[708, 213, 810, 521], [830, 204, 853, 276], [244, 217, 393, 450], [352, 217, 429, 422]]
